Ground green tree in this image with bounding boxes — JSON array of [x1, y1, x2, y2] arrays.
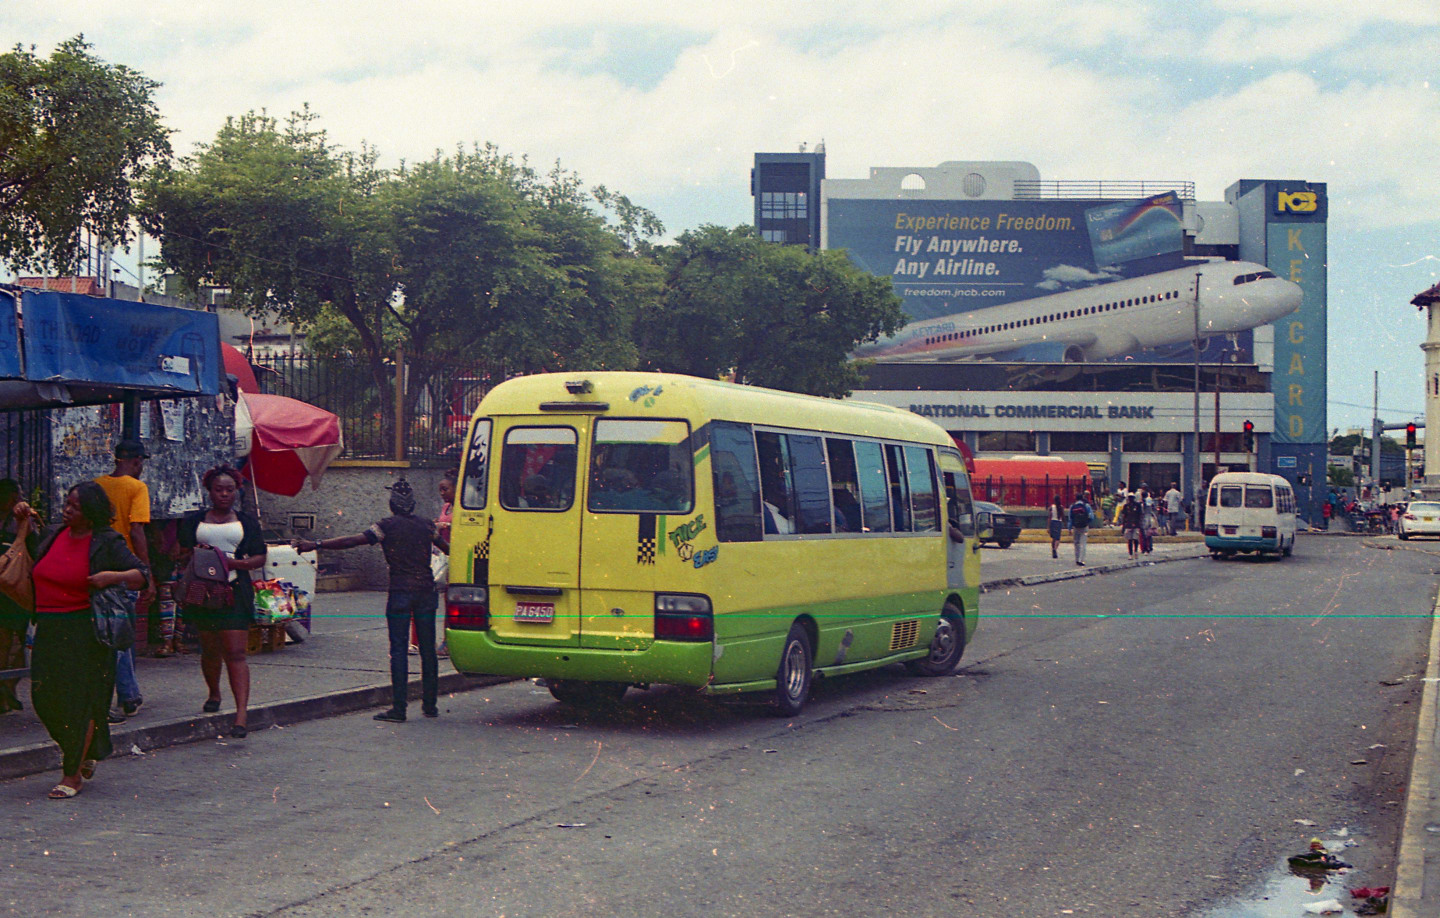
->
[[1327, 464, 1354, 489], [0, 36, 170, 271], [641, 225, 905, 397], [142, 110, 661, 447]]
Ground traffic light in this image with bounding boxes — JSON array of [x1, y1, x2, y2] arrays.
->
[[1242, 419, 1255, 453], [1407, 422, 1418, 450]]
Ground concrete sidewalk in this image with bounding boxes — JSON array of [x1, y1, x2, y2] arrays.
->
[[0, 592, 503, 781]]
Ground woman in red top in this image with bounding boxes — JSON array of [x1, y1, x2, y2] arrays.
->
[[29, 482, 146, 799]]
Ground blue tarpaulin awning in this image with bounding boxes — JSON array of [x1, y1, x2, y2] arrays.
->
[[0, 287, 222, 409]]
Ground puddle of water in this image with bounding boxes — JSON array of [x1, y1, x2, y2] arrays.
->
[[1197, 834, 1367, 917]]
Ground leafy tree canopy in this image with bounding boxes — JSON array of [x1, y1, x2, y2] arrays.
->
[[640, 225, 906, 397], [0, 36, 170, 271]]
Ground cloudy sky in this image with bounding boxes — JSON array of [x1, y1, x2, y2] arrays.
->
[[5, 0, 1437, 435]]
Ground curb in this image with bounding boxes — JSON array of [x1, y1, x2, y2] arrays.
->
[[0, 671, 509, 782], [980, 549, 1209, 593], [1393, 586, 1440, 917]]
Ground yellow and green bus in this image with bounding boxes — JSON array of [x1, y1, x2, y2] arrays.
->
[[444, 372, 984, 714]]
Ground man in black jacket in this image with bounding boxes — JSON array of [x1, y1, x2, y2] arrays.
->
[[297, 480, 448, 722]]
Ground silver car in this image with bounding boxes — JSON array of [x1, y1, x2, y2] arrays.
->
[[1398, 501, 1440, 540]]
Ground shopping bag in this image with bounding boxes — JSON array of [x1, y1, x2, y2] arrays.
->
[[91, 584, 135, 650]]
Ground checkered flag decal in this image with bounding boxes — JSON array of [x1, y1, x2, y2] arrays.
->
[[475, 516, 493, 560], [637, 514, 657, 565]]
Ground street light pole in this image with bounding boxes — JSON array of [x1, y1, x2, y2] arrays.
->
[[1192, 271, 1203, 513]]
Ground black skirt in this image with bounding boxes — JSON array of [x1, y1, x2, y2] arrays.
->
[[31, 609, 114, 776], [182, 577, 255, 632]]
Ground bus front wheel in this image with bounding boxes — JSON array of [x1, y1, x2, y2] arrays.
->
[[905, 603, 967, 677], [772, 623, 813, 717], [548, 680, 628, 708]]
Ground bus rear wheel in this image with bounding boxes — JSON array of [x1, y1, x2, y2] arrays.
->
[[772, 623, 813, 717], [548, 680, 628, 708], [905, 603, 967, 677]]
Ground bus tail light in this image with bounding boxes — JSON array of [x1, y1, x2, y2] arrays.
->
[[654, 593, 713, 642], [1204, 523, 1218, 536], [1261, 526, 1277, 538], [446, 585, 489, 631]]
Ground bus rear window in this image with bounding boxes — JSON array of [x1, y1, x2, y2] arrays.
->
[[460, 419, 492, 510], [1219, 486, 1243, 508], [1244, 486, 1274, 509], [588, 420, 693, 513], [498, 427, 578, 511]]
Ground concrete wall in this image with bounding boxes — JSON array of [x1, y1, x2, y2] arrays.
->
[[253, 465, 453, 590]]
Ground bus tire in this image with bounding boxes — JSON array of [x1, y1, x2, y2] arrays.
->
[[772, 623, 813, 717], [995, 540, 1013, 549], [905, 603, 967, 677], [548, 680, 628, 708]]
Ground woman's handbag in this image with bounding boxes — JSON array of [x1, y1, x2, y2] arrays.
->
[[91, 584, 135, 650], [178, 547, 235, 609], [0, 536, 33, 611]]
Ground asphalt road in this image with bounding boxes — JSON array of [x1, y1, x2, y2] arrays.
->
[[1, 539, 1434, 918]]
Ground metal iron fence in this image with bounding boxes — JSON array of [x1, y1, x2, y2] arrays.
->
[[0, 408, 52, 512], [253, 352, 495, 466]]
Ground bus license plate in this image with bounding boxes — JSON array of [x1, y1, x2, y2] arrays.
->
[[514, 602, 555, 623]]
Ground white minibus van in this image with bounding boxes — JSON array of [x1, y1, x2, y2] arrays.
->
[[1203, 471, 1297, 559]]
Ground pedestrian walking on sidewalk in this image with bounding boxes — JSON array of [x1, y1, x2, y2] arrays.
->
[[1048, 496, 1064, 559], [177, 467, 268, 740], [413, 473, 456, 659], [29, 484, 147, 799], [1068, 494, 1093, 566], [297, 479, 449, 723], [94, 439, 154, 724], [0, 479, 36, 714], [1164, 482, 1183, 536], [1121, 494, 1143, 558]]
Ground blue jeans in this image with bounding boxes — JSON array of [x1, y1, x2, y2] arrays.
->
[[385, 590, 438, 713], [115, 590, 141, 705]]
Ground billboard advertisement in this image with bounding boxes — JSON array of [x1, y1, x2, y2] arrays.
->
[[830, 193, 1299, 365]]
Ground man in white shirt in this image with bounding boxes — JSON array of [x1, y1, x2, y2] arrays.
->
[[1163, 482, 1184, 535]]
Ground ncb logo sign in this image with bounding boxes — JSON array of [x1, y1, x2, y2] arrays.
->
[[1276, 190, 1319, 214]]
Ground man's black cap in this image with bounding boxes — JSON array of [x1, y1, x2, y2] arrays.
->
[[115, 439, 150, 459]]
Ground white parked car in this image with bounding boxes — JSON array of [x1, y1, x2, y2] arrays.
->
[[1398, 501, 1440, 540]]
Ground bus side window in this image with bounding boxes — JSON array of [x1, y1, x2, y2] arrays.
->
[[854, 441, 892, 533], [710, 422, 762, 542], [460, 418, 492, 510], [1207, 486, 1218, 507], [904, 446, 939, 532], [756, 432, 796, 536], [784, 434, 833, 534], [825, 438, 862, 532], [885, 444, 912, 532], [944, 470, 976, 536]]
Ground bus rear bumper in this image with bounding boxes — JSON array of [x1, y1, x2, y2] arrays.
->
[[1205, 535, 1279, 551], [446, 631, 714, 686]]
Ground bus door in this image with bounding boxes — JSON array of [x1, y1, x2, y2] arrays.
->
[[579, 419, 696, 651], [940, 453, 980, 592], [487, 418, 589, 646]]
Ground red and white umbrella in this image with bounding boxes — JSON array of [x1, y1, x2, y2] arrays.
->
[[235, 392, 343, 496]]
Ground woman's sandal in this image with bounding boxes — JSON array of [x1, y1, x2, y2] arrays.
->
[[48, 783, 79, 799], [229, 724, 247, 739], [79, 759, 96, 780], [202, 699, 221, 713]]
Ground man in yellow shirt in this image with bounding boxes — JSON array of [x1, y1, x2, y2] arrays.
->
[[95, 439, 153, 721]]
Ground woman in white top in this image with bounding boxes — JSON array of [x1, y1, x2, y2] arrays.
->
[[177, 467, 267, 738]]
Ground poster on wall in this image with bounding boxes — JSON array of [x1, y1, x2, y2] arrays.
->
[[830, 193, 1299, 366]]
